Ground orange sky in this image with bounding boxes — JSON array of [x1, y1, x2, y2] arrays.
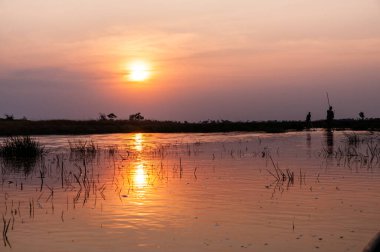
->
[[0, 0, 379, 120]]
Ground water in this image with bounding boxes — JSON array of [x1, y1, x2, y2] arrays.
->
[[1, 130, 379, 252]]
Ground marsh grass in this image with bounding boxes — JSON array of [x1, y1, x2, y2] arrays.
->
[[68, 139, 98, 155], [343, 132, 380, 146], [344, 132, 362, 146], [106, 145, 118, 156], [322, 133, 380, 168], [0, 136, 45, 158], [0, 136, 44, 175]]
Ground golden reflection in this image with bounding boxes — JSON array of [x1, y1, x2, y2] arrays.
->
[[133, 133, 144, 152], [133, 163, 148, 189]]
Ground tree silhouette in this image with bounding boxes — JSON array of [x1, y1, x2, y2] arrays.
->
[[359, 112, 365, 120], [98, 113, 107, 121], [107, 113, 117, 120], [129, 112, 144, 121], [4, 114, 14, 120]]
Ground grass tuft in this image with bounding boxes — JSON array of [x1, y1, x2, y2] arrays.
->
[[0, 136, 45, 158]]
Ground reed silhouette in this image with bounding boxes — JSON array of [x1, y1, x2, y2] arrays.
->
[[0, 136, 44, 158], [0, 136, 44, 175]]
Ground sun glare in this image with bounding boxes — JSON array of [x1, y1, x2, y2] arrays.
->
[[128, 61, 151, 82], [133, 133, 144, 152], [134, 163, 147, 188]]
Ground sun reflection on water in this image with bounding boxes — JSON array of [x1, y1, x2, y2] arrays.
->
[[131, 133, 148, 194], [134, 162, 148, 189], [133, 133, 144, 152]]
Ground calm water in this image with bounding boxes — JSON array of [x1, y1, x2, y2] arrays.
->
[[1, 131, 379, 252]]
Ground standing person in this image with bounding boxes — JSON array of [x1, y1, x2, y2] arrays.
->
[[305, 112, 311, 129], [326, 106, 334, 129]]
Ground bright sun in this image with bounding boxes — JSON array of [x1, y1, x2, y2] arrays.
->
[[128, 61, 151, 82]]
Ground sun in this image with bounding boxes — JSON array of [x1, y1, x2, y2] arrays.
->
[[127, 61, 151, 82]]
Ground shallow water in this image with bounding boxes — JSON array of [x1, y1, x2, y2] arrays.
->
[[1, 130, 379, 252]]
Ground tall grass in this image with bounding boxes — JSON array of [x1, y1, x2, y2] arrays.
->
[[68, 140, 98, 154], [323, 133, 380, 168], [0, 136, 45, 158], [68, 140, 99, 163], [343, 132, 362, 146]]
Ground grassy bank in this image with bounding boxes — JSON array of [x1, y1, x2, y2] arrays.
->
[[0, 118, 379, 136]]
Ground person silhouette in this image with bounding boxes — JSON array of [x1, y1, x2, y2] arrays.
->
[[326, 106, 334, 129], [305, 112, 311, 129]]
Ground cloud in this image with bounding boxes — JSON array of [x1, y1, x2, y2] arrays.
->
[[0, 66, 112, 87]]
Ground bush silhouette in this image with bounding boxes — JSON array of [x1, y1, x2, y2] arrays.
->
[[129, 112, 144, 121]]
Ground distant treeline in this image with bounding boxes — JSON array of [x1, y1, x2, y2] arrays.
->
[[0, 118, 379, 136]]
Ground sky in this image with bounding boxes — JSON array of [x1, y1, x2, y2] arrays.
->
[[1, 0, 380, 121]]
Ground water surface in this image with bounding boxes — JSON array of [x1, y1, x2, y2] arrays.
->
[[1, 131, 379, 251]]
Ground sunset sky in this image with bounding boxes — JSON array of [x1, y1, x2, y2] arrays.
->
[[1, 0, 379, 121]]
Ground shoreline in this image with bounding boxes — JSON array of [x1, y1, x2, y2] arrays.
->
[[0, 118, 379, 136]]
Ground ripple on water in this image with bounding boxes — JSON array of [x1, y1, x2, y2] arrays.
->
[[0, 131, 379, 252]]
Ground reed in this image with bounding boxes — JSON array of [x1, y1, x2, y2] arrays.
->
[[107, 145, 118, 156], [0, 136, 44, 158], [2, 216, 11, 247], [69, 140, 98, 154], [344, 132, 362, 146], [323, 134, 380, 168]]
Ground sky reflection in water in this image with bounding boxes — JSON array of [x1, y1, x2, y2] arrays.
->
[[0, 131, 379, 252]]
